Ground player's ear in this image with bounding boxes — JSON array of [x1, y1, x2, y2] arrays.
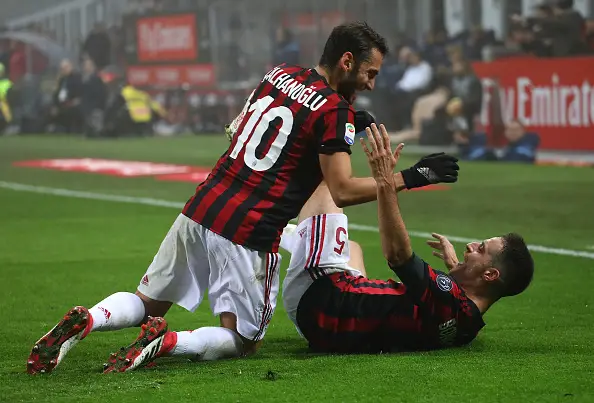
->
[[340, 52, 355, 73], [483, 268, 500, 282]]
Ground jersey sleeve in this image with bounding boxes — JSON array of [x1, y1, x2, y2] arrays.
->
[[388, 253, 461, 305], [315, 102, 356, 155]]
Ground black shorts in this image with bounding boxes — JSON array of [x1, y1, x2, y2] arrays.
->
[[296, 272, 420, 353]]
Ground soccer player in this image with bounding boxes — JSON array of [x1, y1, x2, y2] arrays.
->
[[27, 22, 456, 374], [282, 124, 535, 353]]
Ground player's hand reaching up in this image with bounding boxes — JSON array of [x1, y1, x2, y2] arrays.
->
[[427, 233, 460, 271], [360, 123, 404, 187]]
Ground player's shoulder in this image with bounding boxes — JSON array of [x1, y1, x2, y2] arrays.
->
[[427, 266, 465, 298], [259, 64, 353, 116], [311, 93, 354, 118], [261, 63, 308, 81]]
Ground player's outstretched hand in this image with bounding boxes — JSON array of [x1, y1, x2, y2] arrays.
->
[[401, 152, 460, 190], [360, 123, 404, 186], [426, 233, 459, 271]]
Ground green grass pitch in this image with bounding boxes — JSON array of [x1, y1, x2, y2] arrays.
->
[[0, 135, 593, 402]]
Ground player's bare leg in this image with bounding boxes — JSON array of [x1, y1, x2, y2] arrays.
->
[[135, 291, 173, 321], [297, 182, 343, 224], [27, 290, 172, 374], [348, 240, 367, 277], [292, 182, 368, 276], [219, 312, 261, 355], [280, 183, 341, 253]]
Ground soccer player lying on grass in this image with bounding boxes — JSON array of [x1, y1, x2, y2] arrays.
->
[[281, 124, 535, 353]]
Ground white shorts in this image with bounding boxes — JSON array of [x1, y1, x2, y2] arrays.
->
[[281, 213, 362, 332], [137, 214, 281, 341]]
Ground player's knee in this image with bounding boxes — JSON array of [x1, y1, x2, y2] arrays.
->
[[219, 312, 263, 356], [350, 240, 363, 254], [134, 290, 172, 320], [348, 240, 367, 276], [350, 240, 364, 263], [298, 184, 342, 222], [241, 339, 263, 356]]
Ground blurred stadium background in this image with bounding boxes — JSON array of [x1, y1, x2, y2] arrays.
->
[[0, 0, 593, 162]]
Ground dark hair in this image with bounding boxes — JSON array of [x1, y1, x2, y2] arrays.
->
[[492, 233, 534, 298], [319, 22, 388, 68], [428, 69, 452, 91]]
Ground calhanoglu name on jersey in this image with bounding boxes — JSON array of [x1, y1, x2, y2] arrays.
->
[[262, 67, 328, 112]]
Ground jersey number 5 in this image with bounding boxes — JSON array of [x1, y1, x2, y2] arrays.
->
[[334, 227, 347, 255], [229, 95, 294, 172]]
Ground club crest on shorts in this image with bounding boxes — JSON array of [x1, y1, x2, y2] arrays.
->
[[436, 274, 453, 292], [344, 123, 356, 145]]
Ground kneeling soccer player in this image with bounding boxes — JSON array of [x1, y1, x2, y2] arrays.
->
[[282, 125, 535, 353]]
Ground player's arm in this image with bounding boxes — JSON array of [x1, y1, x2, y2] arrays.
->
[[317, 104, 405, 207], [319, 152, 406, 207], [361, 124, 429, 300], [318, 106, 459, 208]]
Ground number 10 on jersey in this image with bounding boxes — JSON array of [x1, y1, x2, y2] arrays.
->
[[230, 95, 294, 172]]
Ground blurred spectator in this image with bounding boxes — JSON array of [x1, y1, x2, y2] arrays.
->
[[376, 38, 407, 89], [49, 59, 83, 133], [450, 59, 483, 135], [422, 28, 450, 68], [81, 58, 107, 137], [521, 25, 552, 56], [446, 44, 466, 66], [104, 79, 166, 137], [458, 119, 540, 163], [500, 119, 540, 162], [456, 131, 497, 161], [396, 47, 433, 93], [391, 70, 451, 144], [445, 97, 470, 146], [0, 63, 13, 133], [83, 23, 111, 71], [19, 73, 45, 134], [393, 47, 433, 129], [273, 27, 300, 66], [463, 26, 499, 61], [512, 0, 587, 57], [374, 37, 408, 128]]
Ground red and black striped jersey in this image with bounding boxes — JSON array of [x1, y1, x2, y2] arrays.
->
[[183, 64, 356, 252], [296, 255, 485, 353], [388, 255, 486, 350]]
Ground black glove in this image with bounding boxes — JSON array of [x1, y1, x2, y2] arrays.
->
[[354, 110, 376, 134], [400, 153, 460, 189]]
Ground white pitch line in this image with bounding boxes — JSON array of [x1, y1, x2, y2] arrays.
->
[[2, 180, 594, 260]]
